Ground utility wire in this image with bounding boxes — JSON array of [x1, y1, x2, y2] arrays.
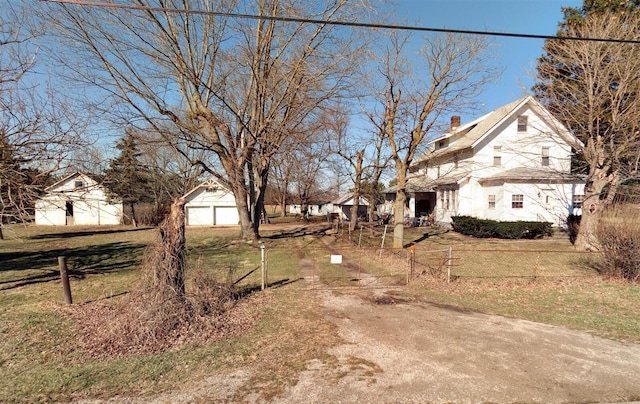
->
[[41, 0, 640, 45]]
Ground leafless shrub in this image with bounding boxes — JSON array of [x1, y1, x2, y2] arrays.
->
[[594, 204, 640, 282], [63, 200, 255, 358]]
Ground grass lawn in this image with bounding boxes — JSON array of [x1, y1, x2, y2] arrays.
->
[[1, 221, 639, 402]]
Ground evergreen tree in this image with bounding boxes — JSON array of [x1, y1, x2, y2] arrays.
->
[[105, 129, 153, 227], [534, 1, 640, 249]]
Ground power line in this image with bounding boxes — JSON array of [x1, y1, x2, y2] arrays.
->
[[41, 0, 640, 45]]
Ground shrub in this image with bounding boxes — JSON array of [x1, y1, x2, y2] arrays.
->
[[451, 216, 553, 239], [566, 214, 581, 244], [594, 205, 640, 282]]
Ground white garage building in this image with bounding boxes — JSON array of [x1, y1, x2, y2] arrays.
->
[[183, 178, 239, 226]]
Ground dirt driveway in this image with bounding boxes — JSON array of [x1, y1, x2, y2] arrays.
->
[[277, 288, 640, 403], [91, 284, 640, 404]]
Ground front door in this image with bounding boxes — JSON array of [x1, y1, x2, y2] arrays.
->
[[65, 201, 74, 225]]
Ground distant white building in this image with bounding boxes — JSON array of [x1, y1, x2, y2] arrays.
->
[[35, 172, 123, 226], [382, 96, 585, 227], [331, 193, 369, 222], [183, 178, 239, 226], [289, 201, 334, 216]]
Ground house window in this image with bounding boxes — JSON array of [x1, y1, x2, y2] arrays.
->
[[451, 189, 456, 211], [517, 115, 528, 132], [440, 190, 444, 208], [74, 181, 84, 189], [453, 155, 459, 169], [573, 194, 584, 209], [488, 194, 496, 209], [541, 147, 550, 166], [493, 146, 502, 166], [437, 139, 449, 149], [512, 194, 524, 209], [445, 190, 450, 210]]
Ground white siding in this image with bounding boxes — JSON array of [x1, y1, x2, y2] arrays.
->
[[35, 173, 123, 226], [183, 180, 239, 226]]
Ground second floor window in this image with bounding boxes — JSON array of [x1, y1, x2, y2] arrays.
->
[[488, 194, 496, 209], [493, 146, 502, 166], [512, 194, 524, 209], [573, 194, 584, 209], [74, 181, 84, 189], [517, 115, 528, 132], [541, 147, 550, 166]]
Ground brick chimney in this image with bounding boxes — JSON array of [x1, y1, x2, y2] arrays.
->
[[450, 115, 461, 130]]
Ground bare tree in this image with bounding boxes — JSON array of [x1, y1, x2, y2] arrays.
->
[[536, 11, 640, 250], [270, 147, 295, 217], [45, 0, 372, 240], [326, 110, 366, 230], [0, 3, 87, 238], [377, 32, 500, 248]]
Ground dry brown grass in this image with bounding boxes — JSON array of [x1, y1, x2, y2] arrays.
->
[[58, 205, 259, 359], [595, 204, 640, 281]]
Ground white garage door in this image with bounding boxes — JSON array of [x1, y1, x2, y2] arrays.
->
[[215, 206, 239, 225], [186, 206, 212, 226]]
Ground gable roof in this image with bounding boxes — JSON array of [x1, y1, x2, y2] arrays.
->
[[182, 178, 232, 200], [45, 171, 100, 192], [414, 95, 581, 165], [331, 192, 369, 206]]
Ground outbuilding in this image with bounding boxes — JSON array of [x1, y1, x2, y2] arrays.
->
[[35, 172, 123, 226], [183, 178, 239, 226]]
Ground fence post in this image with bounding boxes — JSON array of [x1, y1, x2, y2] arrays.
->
[[447, 247, 453, 284], [379, 225, 388, 259], [409, 244, 416, 282], [58, 256, 73, 304], [261, 244, 266, 291], [312, 252, 316, 290], [358, 225, 363, 248]]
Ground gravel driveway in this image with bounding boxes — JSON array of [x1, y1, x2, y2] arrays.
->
[[276, 289, 640, 404]]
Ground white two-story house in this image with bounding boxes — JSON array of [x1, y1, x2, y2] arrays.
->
[[382, 96, 585, 227]]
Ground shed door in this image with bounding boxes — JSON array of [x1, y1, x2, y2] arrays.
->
[[214, 206, 239, 225], [186, 206, 212, 226]]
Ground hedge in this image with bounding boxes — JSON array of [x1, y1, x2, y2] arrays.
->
[[451, 216, 553, 239]]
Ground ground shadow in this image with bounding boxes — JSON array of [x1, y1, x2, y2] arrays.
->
[[403, 228, 449, 248], [262, 225, 332, 240], [0, 241, 147, 290], [235, 277, 302, 298], [29, 227, 152, 240]]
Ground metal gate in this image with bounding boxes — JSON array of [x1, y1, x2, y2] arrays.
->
[[296, 247, 410, 290]]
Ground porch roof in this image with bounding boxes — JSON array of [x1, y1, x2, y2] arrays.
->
[[382, 176, 436, 194], [477, 167, 585, 184]]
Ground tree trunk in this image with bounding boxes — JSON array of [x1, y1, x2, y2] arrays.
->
[[130, 202, 137, 227], [349, 150, 364, 232], [393, 188, 407, 248], [237, 195, 256, 240], [574, 173, 609, 250], [0, 225, 4, 240], [158, 198, 186, 297], [349, 200, 359, 231]]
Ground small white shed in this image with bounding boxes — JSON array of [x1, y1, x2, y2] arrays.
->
[[331, 193, 369, 222], [35, 172, 123, 226], [183, 178, 239, 226]]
